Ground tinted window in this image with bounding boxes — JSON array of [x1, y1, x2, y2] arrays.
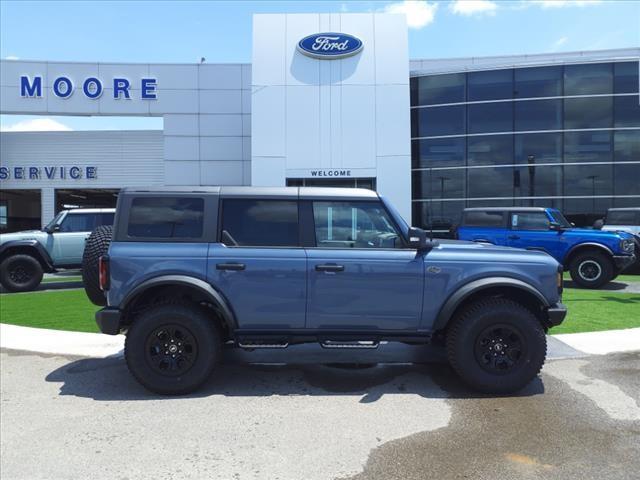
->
[[564, 63, 613, 95], [468, 69, 513, 101], [606, 210, 638, 225], [514, 99, 562, 131], [221, 200, 298, 247], [514, 165, 563, 197], [463, 210, 505, 227], [414, 105, 466, 137], [511, 212, 550, 230], [614, 62, 639, 94], [467, 166, 514, 197], [614, 130, 640, 162], [98, 212, 114, 226], [564, 131, 612, 163], [614, 164, 640, 196], [59, 213, 95, 233], [414, 200, 465, 233], [515, 133, 562, 164], [412, 169, 465, 199], [468, 102, 513, 134], [614, 95, 640, 128], [313, 201, 401, 249], [467, 135, 513, 166], [564, 164, 613, 196], [515, 66, 563, 98], [412, 73, 465, 105], [412, 137, 465, 168], [128, 197, 204, 238], [564, 96, 612, 129]]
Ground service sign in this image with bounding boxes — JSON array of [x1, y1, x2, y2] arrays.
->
[[297, 33, 363, 59]]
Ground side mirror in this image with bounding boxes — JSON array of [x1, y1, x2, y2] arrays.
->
[[593, 219, 604, 230], [408, 227, 437, 250], [549, 221, 565, 232]]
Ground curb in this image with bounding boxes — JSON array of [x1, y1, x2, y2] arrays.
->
[[1, 323, 639, 359]]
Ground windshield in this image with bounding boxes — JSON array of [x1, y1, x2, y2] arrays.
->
[[43, 211, 65, 231], [548, 209, 572, 228]]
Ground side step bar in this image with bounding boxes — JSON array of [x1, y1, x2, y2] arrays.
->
[[238, 341, 289, 349], [320, 340, 379, 349]]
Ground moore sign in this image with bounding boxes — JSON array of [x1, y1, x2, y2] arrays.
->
[[20, 76, 158, 100], [297, 33, 363, 59]]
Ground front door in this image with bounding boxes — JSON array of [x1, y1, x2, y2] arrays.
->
[[53, 212, 97, 264], [207, 198, 307, 330], [507, 211, 566, 261], [305, 200, 424, 331]]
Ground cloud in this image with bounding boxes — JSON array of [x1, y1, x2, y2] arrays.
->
[[4, 55, 19, 60], [554, 36, 568, 47], [532, 0, 602, 8], [384, 1, 438, 29], [450, 0, 498, 16], [1, 118, 72, 132]]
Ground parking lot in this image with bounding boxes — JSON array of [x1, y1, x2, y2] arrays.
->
[[1, 344, 639, 480]]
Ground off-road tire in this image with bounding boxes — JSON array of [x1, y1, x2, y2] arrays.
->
[[0, 254, 43, 292], [125, 303, 221, 395], [82, 225, 113, 306], [569, 250, 613, 289], [446, 298, 547, 394]]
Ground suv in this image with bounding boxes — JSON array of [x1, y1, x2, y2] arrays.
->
[[599, 207, 640, 237], [457, 207, 636, 289], [91, 187, 567, 395], [0, 208, 115, 292]]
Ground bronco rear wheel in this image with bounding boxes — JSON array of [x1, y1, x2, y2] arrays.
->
[[82, 225, 113, 306], [446, 298, 546, 394], [125, 303, 221, 395], [0, 254, 43, 292]]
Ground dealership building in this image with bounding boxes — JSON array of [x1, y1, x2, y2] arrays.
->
[[1, 13, 638, 233]]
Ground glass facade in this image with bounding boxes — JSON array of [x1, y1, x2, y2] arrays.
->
[[410, 60, 640, 233]]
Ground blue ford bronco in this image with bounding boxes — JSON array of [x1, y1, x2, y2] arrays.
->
[[457, 207, 636, 289], [88, 187, 566, 395]]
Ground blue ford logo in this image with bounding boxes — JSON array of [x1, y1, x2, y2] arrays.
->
[[297, 32, 363, 59]]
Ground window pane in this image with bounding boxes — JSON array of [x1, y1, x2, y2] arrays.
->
[[515, 99, 562, 131], [468, 69, 513, 101], [614, 95, 640, 127], [221, 200, 298, 247], [614, 61, 639, 94], [515, 66, 563, 98], [614, 130, 640, 162], [467, 135, 513, 166], [468, 166, 514, 197], [128, 197, 204, 238], [99, 213, 114, 226], [564, 197, 613, 227], [468, 102, 513, 134], [606, 210, 638, 225], [59, 213, 95, 232], [614, 164, 640, 195], [564, 164, 613, 196], [413, 200, 464, 233], [412, 169, 465, 199], [414, 105, 466, 137], [413, 73, 465, 105], [463, 210, 505, 227], [511, 212, 550, 230], [515, 132, 562, 164], [564, 63, 613, 95], [412, 137, 465, 168], [564, 96, 612, 129], [564, 131, 612, 163], [514, 165, 563, 197], [312, 201, 401, 249]]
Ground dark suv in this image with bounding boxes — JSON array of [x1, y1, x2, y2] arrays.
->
[[88, 187, 566, 395]]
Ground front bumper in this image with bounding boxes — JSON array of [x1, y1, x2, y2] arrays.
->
[[613, 254, 636, 271], [95, 308, 122, 335], [546, 302, 567, 327]]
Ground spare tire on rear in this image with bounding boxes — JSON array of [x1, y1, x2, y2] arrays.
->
[[82, 225, 113, 306]]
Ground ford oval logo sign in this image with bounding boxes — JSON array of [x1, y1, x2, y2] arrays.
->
[[297, 32, 363, 59]]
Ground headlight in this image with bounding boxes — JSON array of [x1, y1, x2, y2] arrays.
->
[[620, 239, 635, 253]]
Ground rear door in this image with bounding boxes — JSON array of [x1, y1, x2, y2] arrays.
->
[[207, 198, 307, 330], [507, 211, 565, 260], [458, 210, 507, 245]]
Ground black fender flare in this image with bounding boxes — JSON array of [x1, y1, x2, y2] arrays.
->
[[433, 276, 549, 331], [564, 242, 614, 265], [0, 240, 54, 271], [121, 275, 238, 331]]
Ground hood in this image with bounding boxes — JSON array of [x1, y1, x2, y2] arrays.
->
[[0, 230, 48, 245], [435, 238, 556, 260], [562, 227, 634, 240]]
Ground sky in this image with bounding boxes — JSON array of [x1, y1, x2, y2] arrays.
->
[[1, 0, 639, 131]]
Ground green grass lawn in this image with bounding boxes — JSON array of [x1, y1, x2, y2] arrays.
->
[[0, 286, 639, 335], [563, 272, 639, 283]]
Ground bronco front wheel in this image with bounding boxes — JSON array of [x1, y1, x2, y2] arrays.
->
[[446, 298, 546, 394]]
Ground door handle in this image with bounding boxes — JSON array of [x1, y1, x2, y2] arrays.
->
[[216, 262, 246, 271], [508, 235, 520, 240], [315, 264, 345, 273]]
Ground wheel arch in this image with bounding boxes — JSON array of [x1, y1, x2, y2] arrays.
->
[[433, 277, 550, 332], [564, 242, 613, 268], [0, 240, 54, 271], [121, 275, 238, 335]]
